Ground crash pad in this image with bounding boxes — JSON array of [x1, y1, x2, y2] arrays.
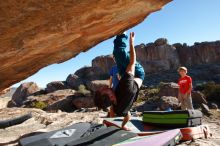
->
[[180, 125, 212, 141], [19, 122, 93, 146], [65, 126, 137, 146], [143, 110, 202, 127], [0, 113, 32, 129], [103, 117, 168, 136], [113, 129, 182, 146]]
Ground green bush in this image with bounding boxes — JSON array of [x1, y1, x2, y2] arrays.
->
[[196, 82, 220, 102], [135, 87, 159, 104], [31, 101, 47, 109], [202, 82, 220, 101], [77, 84, 91, 95]]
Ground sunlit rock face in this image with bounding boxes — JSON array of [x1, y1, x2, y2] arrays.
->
[[92, 55, 115, 75], [0, 0, 172, 91]]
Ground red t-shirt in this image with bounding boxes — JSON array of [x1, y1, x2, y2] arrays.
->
[[178, 75, 192, 94]]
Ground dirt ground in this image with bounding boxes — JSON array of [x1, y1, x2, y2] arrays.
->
[[177, 110, 220, 146], [0, 96, 220, 146]]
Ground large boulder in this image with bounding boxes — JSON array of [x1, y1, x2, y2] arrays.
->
[[0, 0, 172, 92], [45, 81, 69, 93], [154, 38, 168, 46], [24, 89, 76, 112], [201, 103, 211, 115], [72, 96, 95, 109], [75, 66, 107, 81], [10, 82, 40, 107], [158, 96, 180, 110], [158, 82, 179, 97], [92, 55, 115, 75], [66, 74, 83, 89], [86, 80, 109, 92], [135, 41, 180, 73], [191, 91, 207, 108], [135, 102, 157, 112], [210, 103, 218, 110]]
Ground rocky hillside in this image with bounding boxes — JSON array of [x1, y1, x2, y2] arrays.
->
[[136, 39, 220, 73], [0, 0, 171, 91], [91, 38, 220, 85]]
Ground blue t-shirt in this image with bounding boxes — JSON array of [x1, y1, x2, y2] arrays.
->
[[109, 66, 119, 90]]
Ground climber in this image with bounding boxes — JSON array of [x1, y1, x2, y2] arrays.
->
[[95, 32, 145, 130]]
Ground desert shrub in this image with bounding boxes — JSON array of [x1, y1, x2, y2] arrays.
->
[[202, 82, 220, 101], [136, 87, 159, 104], [31, 101, 47, 109], [195, 82, 220, 102], [147, 88, 159, 97], [77, 84, 91, 95]]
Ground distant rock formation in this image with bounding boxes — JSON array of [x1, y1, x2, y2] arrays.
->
[[10, 82, 40, 107], [75, 66, 107, 81], [136, 38, 180, 73], [0, 0, 171, 91], [91, 39, 220, 85], [136, 39, 220, 73], [175, 41, 220, 66], [92, 55, 116, 75]]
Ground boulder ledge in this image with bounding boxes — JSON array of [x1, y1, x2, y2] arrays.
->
[[0, 0, 172, 91]]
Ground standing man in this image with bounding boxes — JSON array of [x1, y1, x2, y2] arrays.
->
[[178, 67, 194, 110]]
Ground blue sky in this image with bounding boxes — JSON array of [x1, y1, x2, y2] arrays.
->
[[13, 0, 220, 87]]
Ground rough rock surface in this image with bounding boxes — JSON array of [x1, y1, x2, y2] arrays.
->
[[75, 66, 107, 81], [144, 63, 220, 86], [158, 82, 179, 97], [159, 96, 180, 110], [92, 55, 115, 75], [45, 81, 69, 93], [66, 74, 83, 90], [135, 102, 157, 112], [0, 108, 219, 146], [86, 80, 109, 92], [210, 103, 218, 109], [136, 39, 180, 73], [201, 103, 211, 115], [92, 40, 220, 84], [191, 91, 208, 108], [72, 96, 95, 109], [136, 40, 220, 73], [175, 41, 220, 66], [24, 89, 76, 112], [0, 108, 105, 146], [0, 0, 172, 91], [10, 82, 40, 107]]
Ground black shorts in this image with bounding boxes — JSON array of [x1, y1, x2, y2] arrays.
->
[[113, 73, 139, 117]]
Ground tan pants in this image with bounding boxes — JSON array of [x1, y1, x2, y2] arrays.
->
[[178, 93, 194, 110]]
